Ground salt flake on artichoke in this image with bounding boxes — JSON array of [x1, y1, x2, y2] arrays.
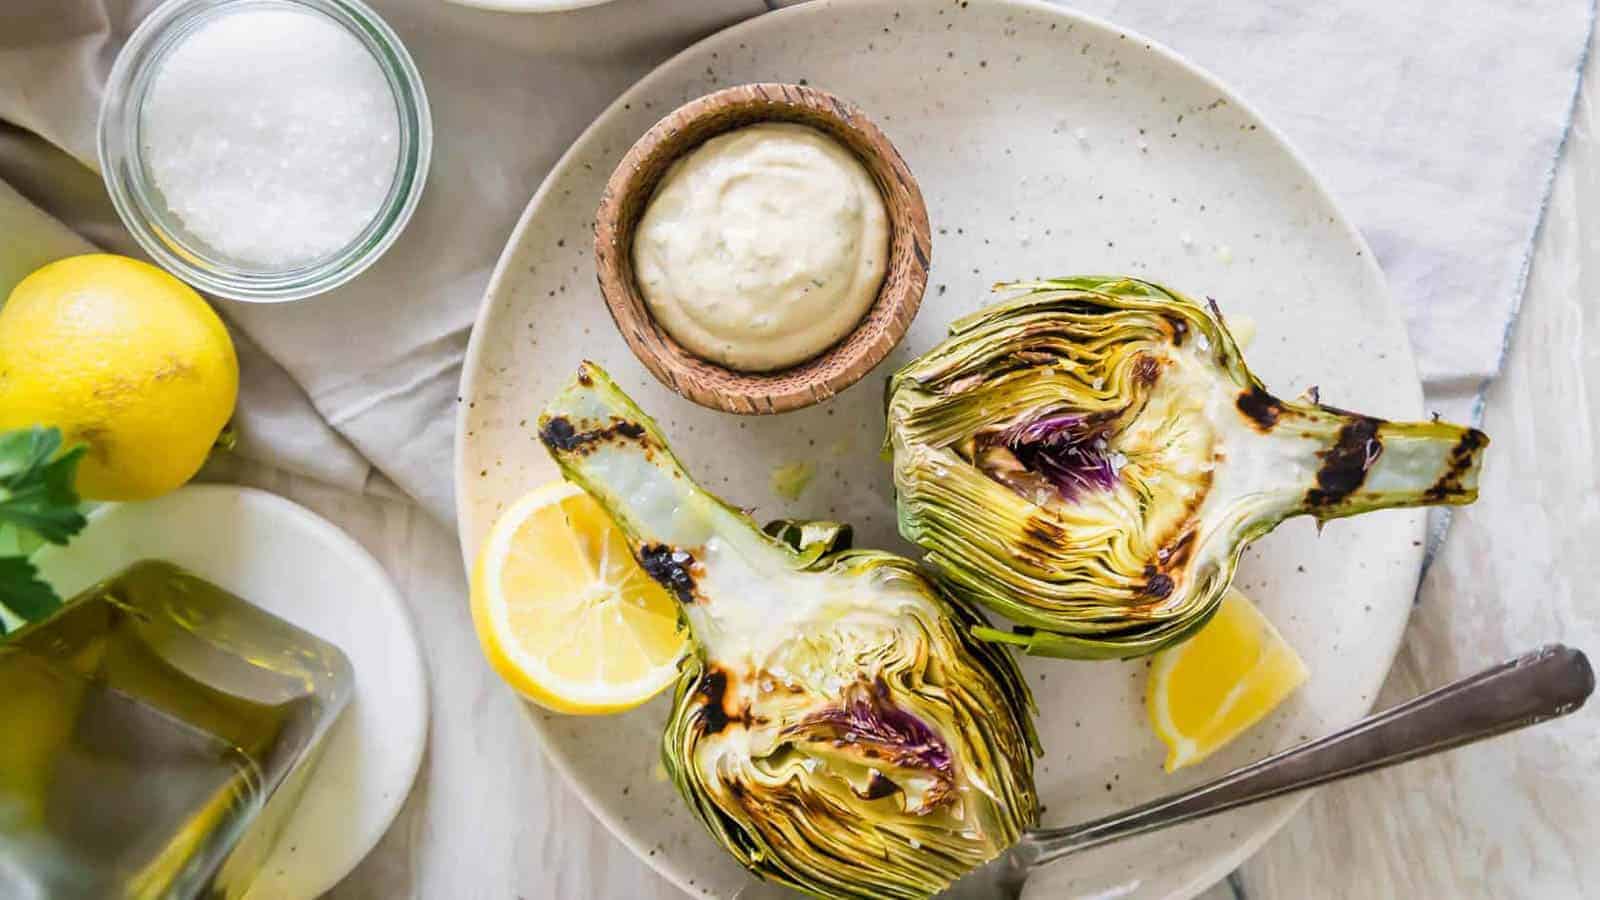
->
[[885, 276, 1487, 660], [539, 363, 1038, 900]]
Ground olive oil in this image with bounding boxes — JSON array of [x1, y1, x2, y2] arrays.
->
[[0, 560, 352, 899]]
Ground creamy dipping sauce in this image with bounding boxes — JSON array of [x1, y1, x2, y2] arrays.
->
[[632, 122, 889, 372]]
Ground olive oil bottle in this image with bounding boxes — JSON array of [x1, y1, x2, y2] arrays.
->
[[0, 560, 353, 899]]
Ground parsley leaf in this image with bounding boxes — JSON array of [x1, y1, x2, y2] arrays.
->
[[0, 556, 58, 624], [0, 426, 88, 628], [0, 426, 88, 545]]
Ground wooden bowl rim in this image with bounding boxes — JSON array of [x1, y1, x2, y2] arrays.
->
[[594, 82, 931, 415]]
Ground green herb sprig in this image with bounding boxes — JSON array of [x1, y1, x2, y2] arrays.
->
[[0, 427, 86, 633]]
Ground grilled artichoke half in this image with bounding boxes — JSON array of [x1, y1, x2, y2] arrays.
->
[[538, 363, 1039, 900], [886, 276, 1488, 660]]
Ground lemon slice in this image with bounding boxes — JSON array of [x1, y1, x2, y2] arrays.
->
[[470, 480, 689, 714], [1147, 588, 1309, 771]]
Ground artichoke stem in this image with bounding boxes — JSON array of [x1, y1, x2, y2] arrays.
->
[[1269, 398, 1489, 522], [537, 363, 784, 605]]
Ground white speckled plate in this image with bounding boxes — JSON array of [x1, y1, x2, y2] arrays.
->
[[33, 485, 429, 900], [456, 1, 1426, 897]]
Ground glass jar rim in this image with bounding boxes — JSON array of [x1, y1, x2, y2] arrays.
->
[[97, 0, 432, 304]]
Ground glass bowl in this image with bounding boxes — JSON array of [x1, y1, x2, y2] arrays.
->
[[98, 0, 431, 303]]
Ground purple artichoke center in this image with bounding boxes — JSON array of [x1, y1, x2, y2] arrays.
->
[[783, 679, 959, 811], [796, 678, 954, 775], [1000, 412, 1118, 501]]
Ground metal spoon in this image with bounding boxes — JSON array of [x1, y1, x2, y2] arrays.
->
[[950, 643, 1593, 898], [737, 644, 1593, 900]]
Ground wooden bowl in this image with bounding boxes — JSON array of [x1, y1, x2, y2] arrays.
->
[[594, 83, 931, 415]]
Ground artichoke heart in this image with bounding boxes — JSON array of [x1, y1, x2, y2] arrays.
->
[[538, 363, 1039, 900], [885, 276, 1488, 660]]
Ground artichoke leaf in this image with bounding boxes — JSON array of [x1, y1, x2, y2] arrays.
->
[[886, 276, 1488, 659], [539, 363, 1038, 900], [763, 518, 853, 568]]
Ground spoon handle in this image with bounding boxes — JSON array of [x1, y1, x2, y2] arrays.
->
[[1016, 644, 1594, 870]]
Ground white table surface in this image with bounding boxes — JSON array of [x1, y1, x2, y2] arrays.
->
[[194, 22, 1600, 900]]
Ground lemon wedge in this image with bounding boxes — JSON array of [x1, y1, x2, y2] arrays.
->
[[470, 480, 689, 714], [1147, 588, 1308, 771]]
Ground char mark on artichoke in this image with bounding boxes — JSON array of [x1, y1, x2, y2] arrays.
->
[[638, 543, 701, 604], [537, 414, 648, 454], [1424, 428, 1490, 502], [1236, 385, 1283, 430], [538, 362, 1038, 900], [1304, 414, 1384, 506], [885, 275, 1489, 660], [695, 666, 738, 735]]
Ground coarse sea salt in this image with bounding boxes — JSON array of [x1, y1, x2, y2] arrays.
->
[[140, 5, 399, 268]]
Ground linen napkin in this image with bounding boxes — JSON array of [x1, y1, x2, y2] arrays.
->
[[0, 0, 1591, 523]]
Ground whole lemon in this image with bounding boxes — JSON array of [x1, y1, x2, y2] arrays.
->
[[0, 254, 238, 501]]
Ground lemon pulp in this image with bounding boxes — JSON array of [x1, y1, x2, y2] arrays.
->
[[1147, 588, 1309, 771], [471, 481, 688, 714]]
